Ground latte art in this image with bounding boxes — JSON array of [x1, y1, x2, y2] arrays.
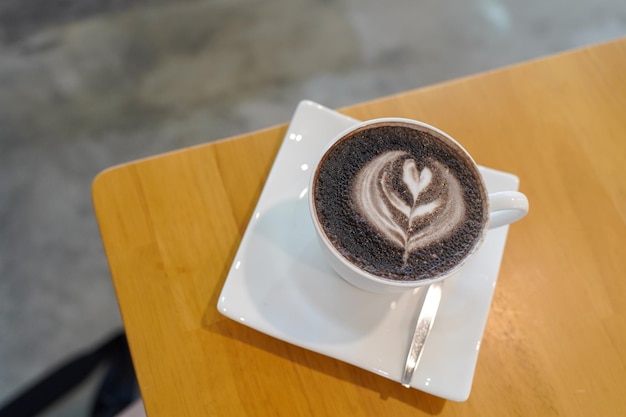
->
[[352, 151, 465, 265], [312, 122, 488, 282]]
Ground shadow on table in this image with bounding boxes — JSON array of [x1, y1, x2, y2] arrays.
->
[[204, 318, 446, 415]]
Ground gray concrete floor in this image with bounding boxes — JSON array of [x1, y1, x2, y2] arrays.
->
[[1, 0, 625, 414]]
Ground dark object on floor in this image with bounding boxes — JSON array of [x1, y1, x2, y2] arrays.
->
[[0, 330, 139, 417]]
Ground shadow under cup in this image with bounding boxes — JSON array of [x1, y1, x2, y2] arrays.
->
[[309, 118, 528, 293]]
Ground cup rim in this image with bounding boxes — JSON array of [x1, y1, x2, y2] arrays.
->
[[309, 117, 490, 290]]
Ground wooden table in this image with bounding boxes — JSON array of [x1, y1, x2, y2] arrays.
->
[[93, 38, 626, 416]]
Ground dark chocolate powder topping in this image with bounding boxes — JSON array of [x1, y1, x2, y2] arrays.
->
[[313, 122, 488, 281]]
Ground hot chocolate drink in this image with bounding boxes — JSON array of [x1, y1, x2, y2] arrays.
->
[[312, 121, 489, 282]]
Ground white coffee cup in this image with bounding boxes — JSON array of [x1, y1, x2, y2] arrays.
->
[[309, 118, 528, 293]]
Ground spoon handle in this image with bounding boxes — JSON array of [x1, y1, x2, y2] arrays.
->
[[401, 281, 443, 388]]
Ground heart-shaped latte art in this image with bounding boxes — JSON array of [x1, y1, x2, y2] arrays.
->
[[352, 150, 466, 265]]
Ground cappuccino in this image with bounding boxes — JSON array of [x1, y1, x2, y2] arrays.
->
[[312, 122, 488, 282]]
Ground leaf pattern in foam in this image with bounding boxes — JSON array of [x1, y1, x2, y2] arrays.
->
[[352, 151, 466, 265]]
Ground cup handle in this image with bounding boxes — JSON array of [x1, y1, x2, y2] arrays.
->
[[488, 191, 529, 229]]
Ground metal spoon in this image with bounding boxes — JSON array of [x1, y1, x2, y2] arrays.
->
[[401, 281, 443, 388]]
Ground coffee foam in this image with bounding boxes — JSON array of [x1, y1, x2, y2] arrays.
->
[[352, 151, 465, 265], [313, 122, 488, 281]]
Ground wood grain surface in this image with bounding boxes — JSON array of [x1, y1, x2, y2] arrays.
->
[[93, 38, 626, 416]]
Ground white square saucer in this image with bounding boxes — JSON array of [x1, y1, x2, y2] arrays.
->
[[217, 100, 518, 401]]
